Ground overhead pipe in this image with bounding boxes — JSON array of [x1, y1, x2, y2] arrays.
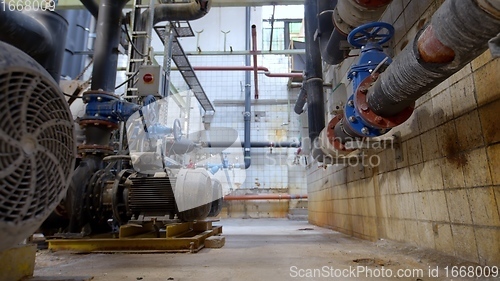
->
[[332, 0, 500, 146], [251, 24, 260, 99], [224, 194, 308, 201], [134, 0, 211, 59], [0, 10, 68, 82], [193, 66, 303, 78], [304, 0, 326, 160], [333, 0, 393, 36], [244, 7, 252, 169]]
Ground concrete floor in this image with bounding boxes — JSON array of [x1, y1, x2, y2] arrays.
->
[[33, 219, 482, 281]]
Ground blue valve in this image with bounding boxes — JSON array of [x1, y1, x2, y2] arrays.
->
[[345, 22, 394, 137], [347, 21, 394, 48]]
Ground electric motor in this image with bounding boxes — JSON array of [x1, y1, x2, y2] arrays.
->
[[0, 41, 76, 251]]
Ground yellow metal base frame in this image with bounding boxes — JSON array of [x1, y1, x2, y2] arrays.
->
[[0, 244, 36, 281], [48, 221, 222, 253]]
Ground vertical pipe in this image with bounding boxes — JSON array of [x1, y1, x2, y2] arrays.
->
[[79, 0, 99, 19], [304, 0, 325, 158], [90, 0, 128, 91], [67, 0, 127, 233], [269, 5, 275, 52], [251, 24, 259, 99], [317, 0, 346, 65], [244, 7, 252, 169]]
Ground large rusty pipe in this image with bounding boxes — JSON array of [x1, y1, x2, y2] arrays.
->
[[334, 0, 393, 35], [193, 66, 303, 78], [352, 0, 393, 9], [367, 0, 500, 117], [224, 194, 308, 201], [251, 24, 259, 99]]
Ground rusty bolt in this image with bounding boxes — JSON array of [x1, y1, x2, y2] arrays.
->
[[359, 87, 368, 94], [375, 116, 383, 124], [360, 104, 369, 111]]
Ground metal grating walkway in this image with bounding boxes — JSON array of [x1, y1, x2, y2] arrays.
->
[[155, 21, 215, 112]]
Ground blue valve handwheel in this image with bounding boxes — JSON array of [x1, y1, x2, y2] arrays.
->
[[347, 22, 394, 48]]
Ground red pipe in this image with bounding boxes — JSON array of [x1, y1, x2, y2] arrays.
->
[[193, 66, 303, 78], [224, 194, 308, 201], [417, 25, 455, 63], [251, 24, 259, 99]]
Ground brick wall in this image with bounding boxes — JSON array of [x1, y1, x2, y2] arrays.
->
[[307, 0, 500, 265]]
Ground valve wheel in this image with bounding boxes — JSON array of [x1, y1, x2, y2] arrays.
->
[[347, 22, 394, 48]]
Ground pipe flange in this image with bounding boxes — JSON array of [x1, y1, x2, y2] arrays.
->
[[326, 115, 355, 152], [353, 0, 393, 10], [332, 7, 353, 36], [356, 73, 414, 129], [79, 119, 120, 130], [82, 90, 119, 102], [78, 144, 114, 156]]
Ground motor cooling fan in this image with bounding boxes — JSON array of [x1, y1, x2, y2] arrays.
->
[[0, 41, 76, 252]]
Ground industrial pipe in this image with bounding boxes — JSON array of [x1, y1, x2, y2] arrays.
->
[[67, 0, 129, 233], [317, 0, 349, 65], [328, 0, 500, 149], [252, 24, 260, 99], [304, 0, 326, 159], [133, 0, 211, 61], [244, 7, 252, 169], [333, 0, 393, 36], [224, 194, 308, 200], [0, 10, 68, 82], [367, 0, 500, 117], [91, 0, 128, 92], [316, 0, 392, 66], [193, 66, 303, 78]]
